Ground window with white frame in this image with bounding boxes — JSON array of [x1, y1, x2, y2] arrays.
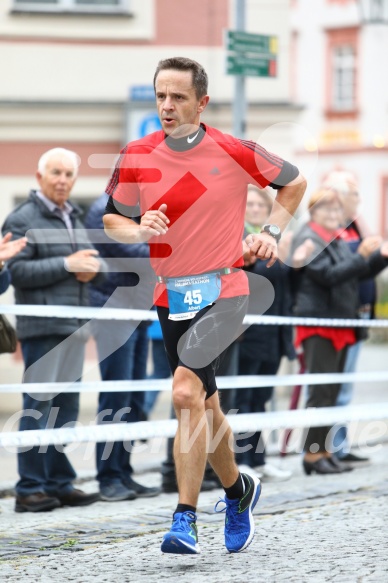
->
[[332, 45, 356, 111], [12, 0, 131, 14], [368, 0, 388, 22]]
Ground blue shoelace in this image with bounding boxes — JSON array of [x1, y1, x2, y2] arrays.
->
[[214, 497, 240, 530], [172, 512, 196, 533]]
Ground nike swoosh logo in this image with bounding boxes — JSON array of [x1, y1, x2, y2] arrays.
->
[[188, 523, 198, 541], [188, 529, 197, 541], [187, 131, 200, 144]]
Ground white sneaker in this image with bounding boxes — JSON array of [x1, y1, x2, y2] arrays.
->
[[254, 463, 292, 482]]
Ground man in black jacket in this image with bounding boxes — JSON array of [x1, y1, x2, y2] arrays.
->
[[2, 148, 105, 512]]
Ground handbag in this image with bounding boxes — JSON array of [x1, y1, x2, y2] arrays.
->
[[0, 314, 17, 353]]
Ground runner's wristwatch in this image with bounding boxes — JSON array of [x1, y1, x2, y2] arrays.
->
[[261, 224, 282, 242]]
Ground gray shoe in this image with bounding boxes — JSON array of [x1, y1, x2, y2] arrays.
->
[[100, 482, 137, 502], [123, 476, 161, 498]]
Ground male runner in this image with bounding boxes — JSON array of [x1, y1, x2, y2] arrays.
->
[[103, 57, 306, 554]]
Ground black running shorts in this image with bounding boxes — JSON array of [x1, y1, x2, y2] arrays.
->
[[157, 295, 249, 399]]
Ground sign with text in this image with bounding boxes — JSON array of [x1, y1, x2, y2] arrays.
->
[[225, 30, 278, 78], [227, 54, 277, 77], [130, 85, 156, 102], [226, 30, 278, 55]]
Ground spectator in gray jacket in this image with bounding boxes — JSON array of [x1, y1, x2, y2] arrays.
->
[[2, 148, 105, 513]]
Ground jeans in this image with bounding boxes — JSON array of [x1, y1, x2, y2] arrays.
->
[[93, 323, 149, 486], [17, 335, 85, 497], [143, 339, 171, 417], [332, 340, 362, 457], [234, 349, 280, 468]]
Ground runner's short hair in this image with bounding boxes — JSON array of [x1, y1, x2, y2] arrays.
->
[[153, 57, 208, 99]]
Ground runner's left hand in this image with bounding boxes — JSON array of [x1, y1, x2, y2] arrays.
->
[[245, 232, 278, 268]]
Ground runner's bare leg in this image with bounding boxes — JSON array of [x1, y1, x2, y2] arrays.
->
[[172, 367, 208, 507]]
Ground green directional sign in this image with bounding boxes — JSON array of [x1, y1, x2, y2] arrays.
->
[[226, 30, 278, 56], [227, 54, 277, 77], [225, 30, 278, 77]]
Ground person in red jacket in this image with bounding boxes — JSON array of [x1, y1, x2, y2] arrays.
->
[[291, 188, 388, 476], [323, 171, 379, 463]]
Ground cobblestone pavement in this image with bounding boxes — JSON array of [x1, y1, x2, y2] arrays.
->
[[0, 443, 387, 583]]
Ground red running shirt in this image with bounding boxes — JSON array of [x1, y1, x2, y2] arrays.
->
[[105, 124, 293, 307]]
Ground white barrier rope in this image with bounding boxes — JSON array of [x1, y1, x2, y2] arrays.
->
[[1, 303, 388, 328], [1, 370, 388, 394], [1, 403, 387, 449], [1, 305, 387, 450]]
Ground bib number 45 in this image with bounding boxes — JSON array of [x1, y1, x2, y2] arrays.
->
[[184, 289, 203, 306]]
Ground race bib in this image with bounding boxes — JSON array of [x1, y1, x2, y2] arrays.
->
[[166, 273, 221, 321]]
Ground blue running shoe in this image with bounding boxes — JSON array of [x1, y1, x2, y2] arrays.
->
[[215, 473, 261, 553], [161, 511, 200, 555]]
